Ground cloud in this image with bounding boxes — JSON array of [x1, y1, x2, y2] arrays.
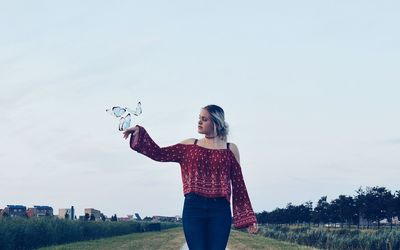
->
[[384, 138, 400, 144]]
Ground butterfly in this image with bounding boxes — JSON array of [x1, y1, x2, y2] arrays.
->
[[106, 102, 142, 131]]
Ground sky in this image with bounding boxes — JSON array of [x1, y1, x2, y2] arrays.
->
[[1, 1, 399, 219]]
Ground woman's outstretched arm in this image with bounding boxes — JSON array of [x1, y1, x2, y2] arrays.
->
[[123, 125, 186, 163]]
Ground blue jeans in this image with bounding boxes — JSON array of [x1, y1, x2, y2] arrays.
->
[[182, 192, 232, 250]]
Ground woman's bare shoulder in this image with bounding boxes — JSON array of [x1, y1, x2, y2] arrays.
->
[[179, 138, 197, 145], [228, 142, 239, 151], [228, 142, 241, 164]]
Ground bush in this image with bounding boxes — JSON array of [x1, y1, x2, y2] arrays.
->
[[264, 225, 400, 250], [0, 217, 180, 250]]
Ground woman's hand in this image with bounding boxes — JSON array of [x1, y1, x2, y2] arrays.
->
[[123, 126, 139, 140], [247, 223, 259, 234]]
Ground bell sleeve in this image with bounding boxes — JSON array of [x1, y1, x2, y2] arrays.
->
[[129, 125, 185, 163], [230, 156, 257, 229]]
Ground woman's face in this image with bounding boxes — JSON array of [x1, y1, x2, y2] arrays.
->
[[198, 109, 214, 135]]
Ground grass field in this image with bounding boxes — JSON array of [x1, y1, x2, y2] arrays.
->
[[227, 229, 318, 250], [39, 226, 318, 250]]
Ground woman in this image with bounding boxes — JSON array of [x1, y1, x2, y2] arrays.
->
[[123, 104, 258, 250]]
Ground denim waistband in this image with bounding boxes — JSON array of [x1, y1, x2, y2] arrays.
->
[[184, 192, 227, 202]]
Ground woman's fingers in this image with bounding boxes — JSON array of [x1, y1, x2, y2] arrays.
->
[[248, 223, 258, 234], [123, 130, 131, 139], [123, 126, 138, 139], [254, 223, 258, 233]]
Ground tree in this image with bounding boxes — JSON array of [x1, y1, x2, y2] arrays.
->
[[355, 186, 367, 228], [84, 213, 89, 221], [299, 201, 313, 226], [71, 206, 75, 221], [356, 186, 392, 228], [331, 195, 357, 228], [269, 208, 287, 225], [90, 214, 95, 221], [143, 216, 152, 221], [387, 191, 397, 229], [367, 186, 392, 228], [314, 196, 329, 227], [285, 203, 296, 225], [328, 198, 340, 227], [393, 191, 400, 228]]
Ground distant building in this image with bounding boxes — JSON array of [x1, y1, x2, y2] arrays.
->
[[393, 216, 399, 225], [152, 215, 180, 222], [58, 206, 75, 220], [27, 206, 53, 217], [59, 208, 72, 220], [118, 215, 134, 222], [27, 208, 35, 218], [379, 216, 399, 225], [84, 208, 101, 221], [3, 205, 27, 217], [359, 215, 399, 226]]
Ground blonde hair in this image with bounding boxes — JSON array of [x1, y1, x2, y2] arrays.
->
[[203, 104, 229, 141]]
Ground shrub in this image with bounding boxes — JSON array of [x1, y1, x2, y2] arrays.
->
[[264, 224, 400, 250], [0, 217, 180, 250]]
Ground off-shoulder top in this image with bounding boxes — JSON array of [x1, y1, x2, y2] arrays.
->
[[129, 125, 257, 229]]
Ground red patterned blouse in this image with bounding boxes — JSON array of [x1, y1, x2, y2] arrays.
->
[[129, 125, 257, 229]]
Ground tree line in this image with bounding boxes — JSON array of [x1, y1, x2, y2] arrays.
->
[[256, 186, 400, 229]]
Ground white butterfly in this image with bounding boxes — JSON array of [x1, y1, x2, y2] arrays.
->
[[106, 102, 142, 131], [119, 113, 131, 131]]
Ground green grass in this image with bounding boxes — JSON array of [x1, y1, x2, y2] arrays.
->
[[39, 227, 186, 250], [228, 229, 318, 250], [264, 224, 400, 249], [39, 226, 318, 250]]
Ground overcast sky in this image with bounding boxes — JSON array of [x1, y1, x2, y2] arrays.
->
[[1, 1, 399, 218]]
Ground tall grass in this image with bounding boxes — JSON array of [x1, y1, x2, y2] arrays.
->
[[263, 225, 400, 250], [0, 217, 179, 250]]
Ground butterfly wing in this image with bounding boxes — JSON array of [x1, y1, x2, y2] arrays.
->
[[126, 101, 142, 116], [106, 106, 126, 117], [113, 106, 127, 117], [118, 114, 131, 131], [134, 102, 142, 116]]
